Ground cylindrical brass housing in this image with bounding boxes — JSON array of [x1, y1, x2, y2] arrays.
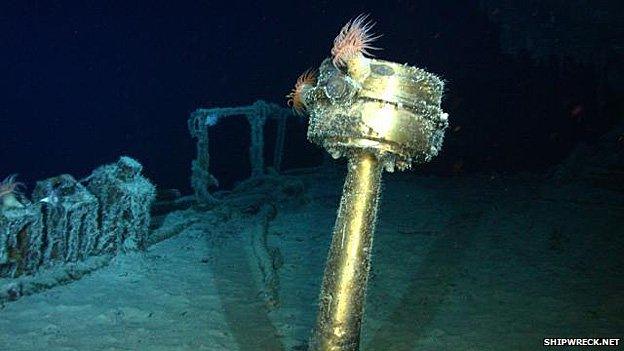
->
[[305, 58, 447, 171]]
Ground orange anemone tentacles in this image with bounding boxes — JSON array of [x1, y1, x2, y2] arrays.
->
[[331, 14, 381, 68], [286, 69, 316, 115]]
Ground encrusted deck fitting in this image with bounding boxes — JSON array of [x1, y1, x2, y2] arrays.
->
[[294, 16, 448, 351]]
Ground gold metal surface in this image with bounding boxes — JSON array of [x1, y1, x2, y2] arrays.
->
[[309, 152, 382, 351], [351, 58, 443, 108]]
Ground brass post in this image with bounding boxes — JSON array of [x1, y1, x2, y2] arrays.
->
[[292, 23, 448, 349], [310, 152, 382, 350]]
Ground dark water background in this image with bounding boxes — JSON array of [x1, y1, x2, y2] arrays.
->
[[1, 1, 622, 190]]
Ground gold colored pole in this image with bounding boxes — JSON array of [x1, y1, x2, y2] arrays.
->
[[310, 151, 383, 351], [294, 20, 447, 350]]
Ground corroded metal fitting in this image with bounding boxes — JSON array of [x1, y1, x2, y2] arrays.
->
[[303, 56, 448, 171], [298, 15, 449, 351]]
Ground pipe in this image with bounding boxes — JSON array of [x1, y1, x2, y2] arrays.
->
[[310, 151, 383, 351]]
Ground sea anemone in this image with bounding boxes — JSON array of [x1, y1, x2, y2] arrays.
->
[[331, 14, 381, 68], [286, 69, 316, 115], [0, 174, 25, 210]]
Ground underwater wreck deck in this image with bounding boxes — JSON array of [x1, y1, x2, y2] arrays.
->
[[0, 164, 621, 350], [1, 101, 622, 350]]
